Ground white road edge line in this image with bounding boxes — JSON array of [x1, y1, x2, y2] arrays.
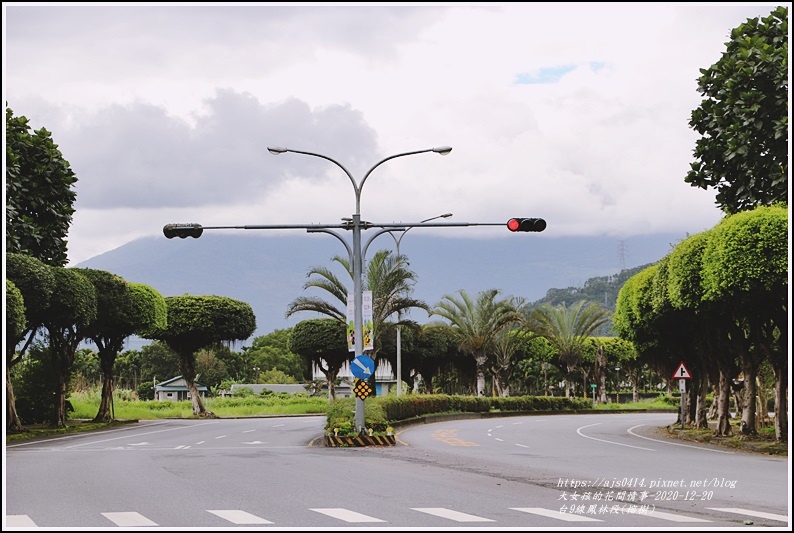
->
[[576, 423, 655, 451], [627, 425, 735, 454]]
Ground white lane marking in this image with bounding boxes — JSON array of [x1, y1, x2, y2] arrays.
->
[[708, 508, 790, 522], [511, 507, 601, 522], [627, 425, 735, 454], [102, 512, 158, 526], [242, 441, 267, 445], [243, 429, 255, 433], [215, 435, 227, 439], [207, 509, 274, 524], [412, 508, 495, 522], [5, 420, 189, 449], [271, 424, 285, 428], [516, 443, 529, 448], [310, 508, 385, 523], [646, 510, 711, 522], [6, 515, 37, 526], [576, 423, 655, 451]]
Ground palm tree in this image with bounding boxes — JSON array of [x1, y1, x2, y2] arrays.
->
[[525, 300, 610, 397], [490, 326, 532, 397], [286, 249, 428, 366], [431, 289, 524, 396]]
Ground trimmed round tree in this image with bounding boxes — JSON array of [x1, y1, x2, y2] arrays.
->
[[41, 267, 97, 428], [287, 318, 350, 401], [667, 230, 736, 436], [150, 295, 256, 417], [5, 253, 56, 430], [76, 269, 167, 422], [701, 204, 788, 439]]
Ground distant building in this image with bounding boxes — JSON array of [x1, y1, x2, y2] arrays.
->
[[155, 376, 209, 402]]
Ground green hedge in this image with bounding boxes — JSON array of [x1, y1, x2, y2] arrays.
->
[[326, 394, 593, 436]]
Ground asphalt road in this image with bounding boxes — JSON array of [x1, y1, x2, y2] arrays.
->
[[4, 413, 791, 529]]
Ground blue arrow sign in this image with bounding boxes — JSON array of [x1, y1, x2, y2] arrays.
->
[[351, 355, 375, 380]]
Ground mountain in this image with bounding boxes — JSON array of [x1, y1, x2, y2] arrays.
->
[[75, 232, 684, 346]]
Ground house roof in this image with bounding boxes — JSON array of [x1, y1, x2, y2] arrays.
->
[[155, 375, 208, 392]]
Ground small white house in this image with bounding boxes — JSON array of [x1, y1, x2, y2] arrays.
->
[[155, 376, 209, 401]]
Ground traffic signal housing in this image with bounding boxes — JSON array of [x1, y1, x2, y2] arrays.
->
[[507, 218, 546, 232], [163, 223, 203, 239]]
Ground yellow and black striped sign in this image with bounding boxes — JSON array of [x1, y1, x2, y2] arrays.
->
[[353, 378, 372, 400]]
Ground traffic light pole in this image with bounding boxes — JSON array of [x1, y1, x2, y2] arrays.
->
[[267, 146, 453, 434], [164, 145, 546, 435]]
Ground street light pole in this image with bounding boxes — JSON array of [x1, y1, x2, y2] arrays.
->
[[615, 367, 621, 404], [267, 146, 451, 433], [389, 213, 452, 396]]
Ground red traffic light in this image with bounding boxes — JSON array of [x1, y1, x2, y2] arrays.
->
[[507, 218, 546, 232]]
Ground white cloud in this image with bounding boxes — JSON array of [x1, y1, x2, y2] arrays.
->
[[4, 3, 775, 266]]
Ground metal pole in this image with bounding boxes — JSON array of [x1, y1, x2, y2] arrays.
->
[[391, 213, 451, 397], [352, 213, 366, 432], [679, 379, 686, 429], [615, 367, 620, 404], [395, 234, 403, 396]]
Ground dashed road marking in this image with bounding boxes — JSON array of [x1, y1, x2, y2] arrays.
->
[[102, 511, 158, 526], [207, 509, 274, 524], [309, 508, 386, 523], [412, 508, 495, 522], [511, 507, 602, 522]]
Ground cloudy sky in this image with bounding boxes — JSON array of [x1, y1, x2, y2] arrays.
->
[[3, 3, 780, 266]]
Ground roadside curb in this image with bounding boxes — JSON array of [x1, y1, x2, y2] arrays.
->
[[324, 434, 396, 447]]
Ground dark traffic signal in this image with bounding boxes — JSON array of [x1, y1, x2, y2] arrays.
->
[[163, 223, 203, 239], [507, 218, 546, 232]]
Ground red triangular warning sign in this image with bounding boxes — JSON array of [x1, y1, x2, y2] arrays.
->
[[672, 361, 692, 379]]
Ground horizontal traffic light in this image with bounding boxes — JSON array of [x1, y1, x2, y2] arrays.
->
[[507, 218, 546, 232], [163, 223, 203, 239]]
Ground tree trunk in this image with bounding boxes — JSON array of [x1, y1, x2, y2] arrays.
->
[[772, 361, 787, 442], [597, 372, 607, 404], [694, 372, 709, 429], [739, 357, 759, 436], [714, 370, 733, 437], [411, 372, 424, 394], [707, 399, 717, 421], [595, 346, 607, 404], [93, 353, 115, 422], [6, 369, 25, 431], [179, 354, 214, 418], [326, 369, 338, 401], [51, 370, 68, 429], [474, 354, 487, 397]]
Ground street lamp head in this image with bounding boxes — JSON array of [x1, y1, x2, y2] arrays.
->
[[267, 146, 288, 155], [420, 212, 454, 223], [432, 146, 452, 156]]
